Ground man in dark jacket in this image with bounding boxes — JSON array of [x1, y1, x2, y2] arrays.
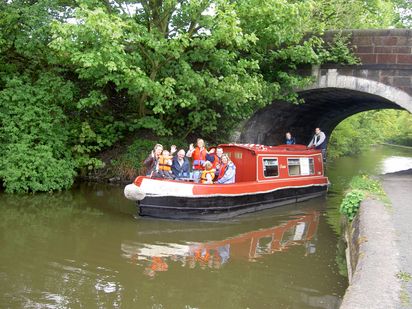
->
[[172, 149, 191, 179], [285, 132, 296, 145]]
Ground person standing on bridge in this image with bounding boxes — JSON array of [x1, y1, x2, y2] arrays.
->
[[308, 128, 327, 161]]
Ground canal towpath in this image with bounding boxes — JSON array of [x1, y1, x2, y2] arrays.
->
[[341, 168, 412, 309], [382, 168, 412, 308]]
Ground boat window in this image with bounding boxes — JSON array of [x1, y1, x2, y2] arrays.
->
[[263, 159, 279, 177], [288, 159, 301, 176], [309, 159, 315, 174], [234, 152, 242, 159], [288, 158, 315, 176]]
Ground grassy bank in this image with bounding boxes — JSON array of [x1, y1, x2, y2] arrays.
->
[[339, 174, 388, 221]]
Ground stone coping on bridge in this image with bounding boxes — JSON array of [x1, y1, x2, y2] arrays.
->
[[325, 29, 412, 38]]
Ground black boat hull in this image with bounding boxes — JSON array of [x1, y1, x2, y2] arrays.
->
[[137, 185, 327, 220]]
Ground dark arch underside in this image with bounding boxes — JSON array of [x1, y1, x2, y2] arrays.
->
[[239, 88, 404, 146]]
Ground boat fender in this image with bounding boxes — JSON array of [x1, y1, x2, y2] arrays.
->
[[124, 183, 146, 201]]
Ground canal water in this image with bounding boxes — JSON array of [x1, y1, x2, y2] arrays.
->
[[1, 145, 412, 309]]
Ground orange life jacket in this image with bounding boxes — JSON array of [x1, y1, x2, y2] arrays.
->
[[158, 155, 172, 171], [210, 154, 220, 169], [201, 169, 215, 184], [218, 163, 228, 180], [192, 147, 207, 170]]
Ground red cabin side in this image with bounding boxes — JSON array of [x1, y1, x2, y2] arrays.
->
[[220, 145, 257, 182], [220, 144, 324, 183]]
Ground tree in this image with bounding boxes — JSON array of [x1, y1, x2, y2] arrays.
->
[[310, 0, 397, 30], [0, 0, 405, 192]]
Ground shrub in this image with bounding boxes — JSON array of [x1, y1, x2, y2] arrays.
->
[[339, 190, 365, 221], [0, 74, 77, 192], [339, 174, 386, 221]]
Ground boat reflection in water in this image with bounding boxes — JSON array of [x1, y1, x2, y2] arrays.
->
[[122, 212, 319, 277]]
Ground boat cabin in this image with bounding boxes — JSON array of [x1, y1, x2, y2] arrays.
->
[[219, 144, 324, 183]]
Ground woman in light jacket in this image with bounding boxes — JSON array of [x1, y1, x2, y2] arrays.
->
[[216, 154, 236, 184]]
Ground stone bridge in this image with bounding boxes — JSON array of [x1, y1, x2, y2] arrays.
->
[[239, 29, 412, 145]]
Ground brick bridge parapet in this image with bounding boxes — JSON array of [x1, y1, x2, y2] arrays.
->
[[321, 29, 412, 96]]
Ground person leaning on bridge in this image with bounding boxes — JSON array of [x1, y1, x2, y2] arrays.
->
[[308, 128, 327, 161]]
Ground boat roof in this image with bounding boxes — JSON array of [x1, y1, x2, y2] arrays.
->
[[218, 143, 322, 155]]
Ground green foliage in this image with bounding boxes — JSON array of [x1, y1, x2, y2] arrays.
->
[[397, 271, 412, 282], [340, 190, 364, 221], [339, 174, 386, 221], [0, 74, 77, 192], [311, 0, 398, 30], [397, 271, 412, 306], [349, 175, 385, 195], [1, 144, 76, 193], [49, 1, 269, 139], [392, 0, 412, 28], [328, 110, 412, 159], [318, 34, 360, 65], [387, 111, 412, 146]]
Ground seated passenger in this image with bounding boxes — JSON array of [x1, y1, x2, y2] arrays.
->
[[172, 149, 190, 179], [200, 161, 215, 184], [206, 147, 224, 172], [216, 154, 236, 184], [285, 132, 296, 145], [143, 144, 163, 177], [158, 149, 174, 179], [213, 147, 224, 177]]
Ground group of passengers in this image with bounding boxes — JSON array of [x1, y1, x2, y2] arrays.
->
[[143, 128, 326, 183], [143, 138, 236, 184]]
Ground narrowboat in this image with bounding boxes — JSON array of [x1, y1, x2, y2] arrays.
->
[[124, 144, 329, 220]]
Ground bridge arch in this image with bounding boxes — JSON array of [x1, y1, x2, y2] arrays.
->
[[239, 29, 412, 145], [239, 74, 412, 145], [309, 68, 412, 112]]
